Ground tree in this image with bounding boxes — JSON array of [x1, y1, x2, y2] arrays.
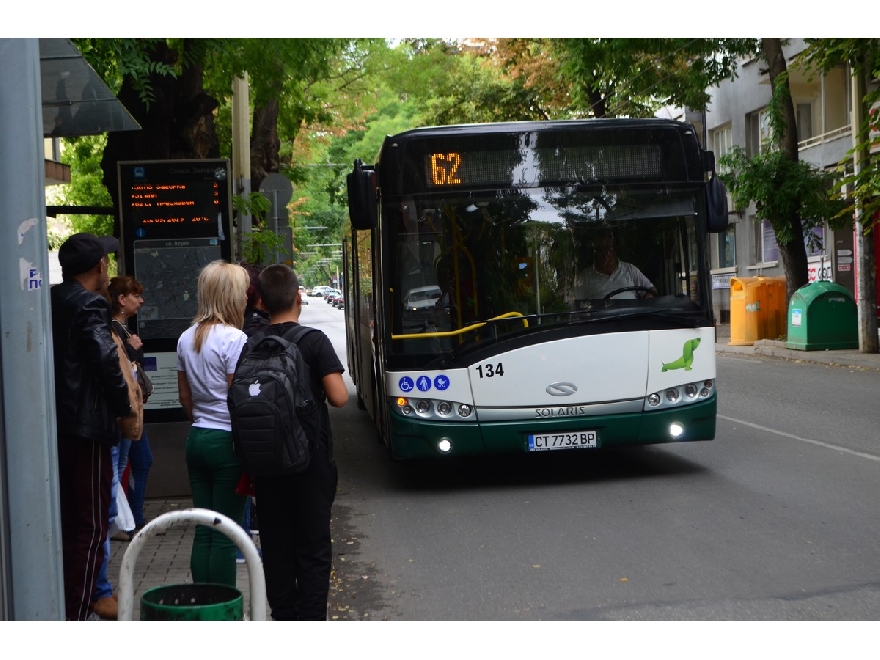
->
[[720, 39, 848, 306], [494, 39, 759, 118], [74, 38, 351, 227]]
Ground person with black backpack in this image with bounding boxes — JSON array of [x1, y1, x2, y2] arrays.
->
[[230, 264, 348, 621]]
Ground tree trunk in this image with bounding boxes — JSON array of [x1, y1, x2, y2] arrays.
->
[[100, 40, 220, 234], [250, 98, 281, 195], [586, 87, 607, 118], [761, 38, 809, 305]]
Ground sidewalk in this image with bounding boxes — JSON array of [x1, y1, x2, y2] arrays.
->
[[106, 498, 265, 620], [714, 322, 880, 371]]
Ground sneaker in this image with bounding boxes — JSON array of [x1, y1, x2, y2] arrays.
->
[[236, 553, 246, 564], [110, 529, 132, 542], [91, 596, 118, 620]]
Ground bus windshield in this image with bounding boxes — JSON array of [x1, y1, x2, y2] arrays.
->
[[388, 183, 707, 361]]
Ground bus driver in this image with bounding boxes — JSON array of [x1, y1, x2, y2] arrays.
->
[[573, 230, 657, 300]]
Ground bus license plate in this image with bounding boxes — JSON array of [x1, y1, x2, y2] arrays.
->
[[528, 430, 598, 451]]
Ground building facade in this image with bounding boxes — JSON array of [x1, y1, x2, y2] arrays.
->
[[702, 39, 875, 323]]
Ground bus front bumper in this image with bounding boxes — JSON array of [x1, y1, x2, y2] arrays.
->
[[387, 396, 717, 459]]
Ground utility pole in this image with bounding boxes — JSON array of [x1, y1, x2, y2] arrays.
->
[[231, 74, 251, 262], [852, 64, 879, 353]]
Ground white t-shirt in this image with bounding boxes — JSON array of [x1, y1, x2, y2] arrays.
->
[[176, 323, 247, 431], [573, 261, 654, 300]]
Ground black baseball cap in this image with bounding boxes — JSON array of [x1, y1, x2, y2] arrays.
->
[[59, 232, 120, 278]]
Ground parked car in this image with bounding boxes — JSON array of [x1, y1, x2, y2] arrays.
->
[[325, 289, 341, 304], [336, 295, 344, 310], [311, 285, 331, 297]]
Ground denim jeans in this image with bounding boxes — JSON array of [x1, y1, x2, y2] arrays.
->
[[93, 444, 120, 602], [185, 426, 247, 588], [118, 431, 153, 528]]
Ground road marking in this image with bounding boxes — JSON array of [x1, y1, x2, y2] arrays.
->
[[718, 414, 880, 463]]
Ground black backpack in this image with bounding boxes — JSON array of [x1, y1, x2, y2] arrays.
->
[[229, 325, 318, 475]]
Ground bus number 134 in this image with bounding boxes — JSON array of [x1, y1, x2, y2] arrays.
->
[[475, 362, 504, 378]]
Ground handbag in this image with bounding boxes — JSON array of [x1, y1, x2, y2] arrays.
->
[[112, 329, 143, 440], [134, 360, 154, 403], [114, 319, 153, 403]]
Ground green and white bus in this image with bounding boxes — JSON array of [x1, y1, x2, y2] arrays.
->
[[344, 119, 729, 460]]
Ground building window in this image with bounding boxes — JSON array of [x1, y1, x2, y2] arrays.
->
[[759, 220, 778, 264], [805, 225, 826, 258], [711, 125, 733, 172], [796, 103, 814, 141], [717, 223, 736, 268], [746, 109, 773, 157]]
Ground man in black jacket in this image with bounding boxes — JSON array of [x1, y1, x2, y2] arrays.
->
[[51, 232, 132, 620]]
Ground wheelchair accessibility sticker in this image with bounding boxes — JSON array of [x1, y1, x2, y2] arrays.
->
[[398, 374, 453, 393]]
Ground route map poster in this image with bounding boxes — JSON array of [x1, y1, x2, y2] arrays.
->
[[118, 159, 233, 416]]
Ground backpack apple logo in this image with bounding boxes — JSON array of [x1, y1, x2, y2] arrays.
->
[[249, 380, 261, 397]]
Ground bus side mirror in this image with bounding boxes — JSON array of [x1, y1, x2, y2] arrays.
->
[[703, 150, 716, 175], [706, 175, 729, 233], [347, 159, 377, 231]]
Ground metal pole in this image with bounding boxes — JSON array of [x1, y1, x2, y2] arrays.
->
[[0, 38, 65, 620], [851, 63, 879, 353], [272, 189, 279, 265]]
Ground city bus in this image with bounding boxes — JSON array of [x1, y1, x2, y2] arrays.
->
[[343, 119, 729, 460]]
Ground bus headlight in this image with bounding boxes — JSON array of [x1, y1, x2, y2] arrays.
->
[[645, 379, 715, 411], [392, 396, 476, 422]]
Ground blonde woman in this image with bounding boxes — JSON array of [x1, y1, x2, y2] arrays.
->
[[176, 260, 250, 588]]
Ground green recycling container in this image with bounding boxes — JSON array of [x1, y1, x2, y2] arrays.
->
[[785, 281, 858, 351], [140, 583, 243, 621]]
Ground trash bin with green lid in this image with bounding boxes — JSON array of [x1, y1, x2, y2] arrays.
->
[[785, 281, 858, 351]]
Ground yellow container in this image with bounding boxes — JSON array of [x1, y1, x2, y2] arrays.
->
[[758, 276, 786, 341], [729, 276, 787, 345], [729, 277, 762, 346]]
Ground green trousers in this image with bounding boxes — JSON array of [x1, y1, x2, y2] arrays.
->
[[185, 426, 248, 588]]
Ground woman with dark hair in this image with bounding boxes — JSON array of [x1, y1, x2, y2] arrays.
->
[[108, 275, 154, 532]]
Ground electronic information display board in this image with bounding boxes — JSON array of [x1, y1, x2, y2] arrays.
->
[[118, 159, 233, 417]]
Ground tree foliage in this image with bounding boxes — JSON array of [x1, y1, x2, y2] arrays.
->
[[493, 38, 759, 118]]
